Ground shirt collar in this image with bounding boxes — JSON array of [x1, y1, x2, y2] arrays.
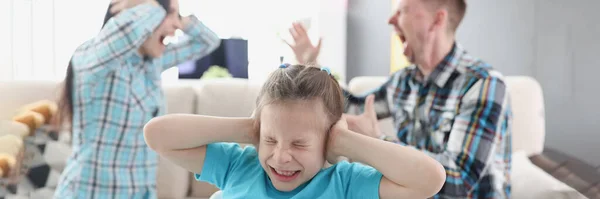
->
[[130, 50, 145, 66], [411, 42, 464, 87]]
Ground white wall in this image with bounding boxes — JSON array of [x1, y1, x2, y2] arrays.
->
[[318, 0, 347, 83], [0, 0, 107, 81], [532, 0, 600, 165], [2, 0, 347, 84], [346, 0, 391, 81], [456, 0, 536, 76], [0, 0, 12, 80], [459, 0, 600, 166]]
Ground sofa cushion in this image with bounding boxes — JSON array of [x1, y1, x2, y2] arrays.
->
[[0, 81, 62, 120], [156, 158, 191, 199], [156, 85, 198, 199], [190, 78, 261, 117], [163, 85, 197, 114]]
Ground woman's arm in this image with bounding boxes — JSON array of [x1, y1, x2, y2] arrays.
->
[[143, 114, 254, 174], [74, 2, 165, 79], [330, 120, 446, 199], [155, 15, 221, 72]]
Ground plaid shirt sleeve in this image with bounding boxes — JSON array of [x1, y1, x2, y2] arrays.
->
[[155, 15, 221, 72], [343, 76, 395, 120], [421, 76, 511, 193], [74, 3, 166, 79]]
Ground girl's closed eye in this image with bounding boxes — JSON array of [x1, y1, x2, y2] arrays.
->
[[292, 141, 309, 148], [264, 137, 277, 144]]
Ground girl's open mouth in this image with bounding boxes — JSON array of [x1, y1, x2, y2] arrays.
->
[[270, 166, 300, 182]]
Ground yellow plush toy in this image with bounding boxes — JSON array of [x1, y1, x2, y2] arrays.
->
[[17, 100, 58, 124], [0, 120, 30, 139], [0, 134, 24, 178], [12, 111, 45, 136]]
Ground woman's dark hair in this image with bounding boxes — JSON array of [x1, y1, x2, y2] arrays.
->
[[57, 0, 171, 127]]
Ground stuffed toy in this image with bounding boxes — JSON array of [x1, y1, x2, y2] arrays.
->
[[0, 120, 30, 139], [0, 134, 24, 178], [12, 111, 45, 136], [16, 100, 58, 125]]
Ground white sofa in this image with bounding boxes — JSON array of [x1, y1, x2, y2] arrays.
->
[[0, 76, 587, 199]]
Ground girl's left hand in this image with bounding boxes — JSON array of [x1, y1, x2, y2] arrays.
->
[[326, 116, 348, 164]]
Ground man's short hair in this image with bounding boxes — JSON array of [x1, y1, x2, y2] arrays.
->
[[423, 0, 467, 32]]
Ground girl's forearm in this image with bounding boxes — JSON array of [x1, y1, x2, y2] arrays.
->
[[144, 114, 254, 152], [333, 129, 445, 191]]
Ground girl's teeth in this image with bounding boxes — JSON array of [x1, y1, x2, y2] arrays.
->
[[275, 169, 296, 176]]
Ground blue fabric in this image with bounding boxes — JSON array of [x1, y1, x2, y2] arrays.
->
[[53, 3, 220, 199], [195, 143, 383, 199]]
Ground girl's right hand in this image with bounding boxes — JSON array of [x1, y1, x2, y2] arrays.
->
[[109, 0, 159, 14], [326, 116, 348, 164]]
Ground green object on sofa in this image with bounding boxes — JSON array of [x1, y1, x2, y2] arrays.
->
[[200, 65, 233, 79]]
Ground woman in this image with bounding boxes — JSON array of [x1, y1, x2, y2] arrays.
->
[[54, 0, 220, 198]]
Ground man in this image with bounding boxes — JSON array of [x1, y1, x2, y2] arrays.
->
[[286, 0, 512, 198]]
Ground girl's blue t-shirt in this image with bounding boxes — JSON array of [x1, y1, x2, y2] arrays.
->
[[195, 143, 383, 199]]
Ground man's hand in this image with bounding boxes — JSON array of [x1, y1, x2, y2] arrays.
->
[[344, 94, 382, 138], [285, 22, 322, 64], [109, 0, 158, 14]]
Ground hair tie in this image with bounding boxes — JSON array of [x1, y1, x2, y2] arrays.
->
[[279, 63, 289, 69], [320, 67, 331, 75]]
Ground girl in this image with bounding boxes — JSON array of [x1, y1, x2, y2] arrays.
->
[[144, 64, 446, 198], [55, 0, 220, 198]]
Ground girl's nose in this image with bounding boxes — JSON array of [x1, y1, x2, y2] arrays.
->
[[274, 146, 292, 164]]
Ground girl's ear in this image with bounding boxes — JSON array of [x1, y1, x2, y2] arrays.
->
[[251, 118, 261, 145]]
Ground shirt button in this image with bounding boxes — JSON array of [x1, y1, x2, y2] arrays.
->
[[152, 108, 159, 117]]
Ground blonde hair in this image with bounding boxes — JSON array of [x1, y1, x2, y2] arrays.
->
[[252, 64, 344, 142]]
